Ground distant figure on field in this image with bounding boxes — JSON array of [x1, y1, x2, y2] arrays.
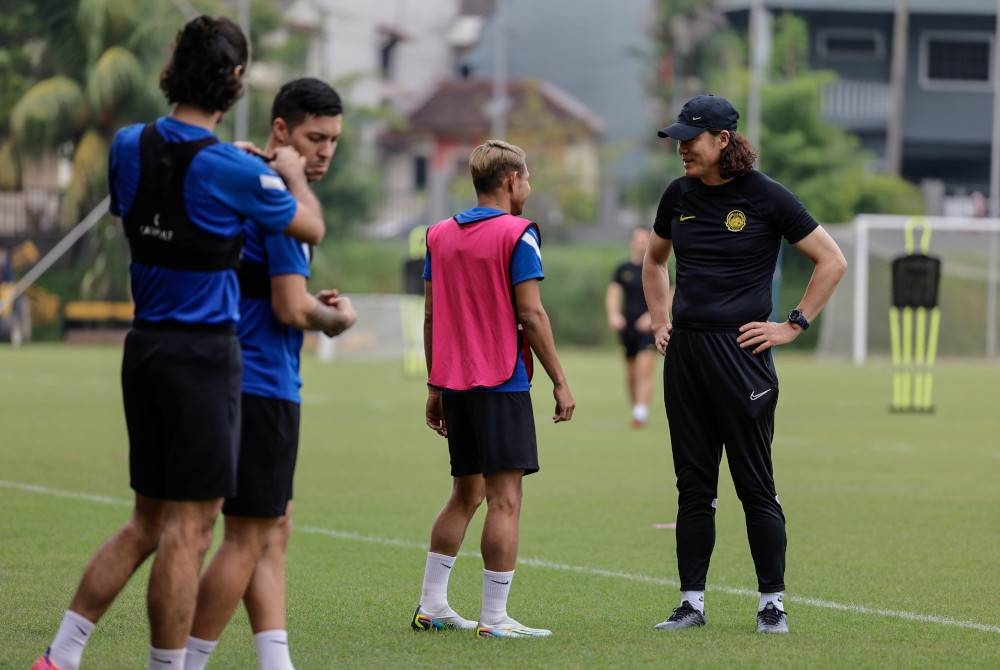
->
[[605, 226, 665, 427]]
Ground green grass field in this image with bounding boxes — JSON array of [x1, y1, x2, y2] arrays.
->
[[1, 346, 998, 669]]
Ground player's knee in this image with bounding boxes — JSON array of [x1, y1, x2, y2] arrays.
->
[[676, 489, 717, 512], [485, 489, 522, 515], [273, 513, 293, 545], [456, 488, 485, 514], [223, 517, 277, 556], [126, 516, 164, 554]]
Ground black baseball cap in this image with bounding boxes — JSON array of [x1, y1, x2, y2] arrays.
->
[[657, 95, 739, 140]]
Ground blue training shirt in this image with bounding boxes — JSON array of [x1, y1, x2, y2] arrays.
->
[[423, 207, 544, 392], [238, 219, 311, 404], [109, 116, 298, 325]]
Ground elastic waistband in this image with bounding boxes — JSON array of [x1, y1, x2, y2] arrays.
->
[[672, 321, 742, 332], [133, 319, 235, 334]]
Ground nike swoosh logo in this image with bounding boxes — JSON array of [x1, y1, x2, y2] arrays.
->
[[679, 214, 695, 221], [692, 116, 702, 121], [490, 579, 511, 585], [750, 389, 772, 400], [439, 562, 453, 569], [75, 625, 89, 636], [152, 658, 172, 665], [271, 640, 288, 645]]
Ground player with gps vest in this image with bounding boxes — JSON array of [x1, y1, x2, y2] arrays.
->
[[32, 16, 325, 670]]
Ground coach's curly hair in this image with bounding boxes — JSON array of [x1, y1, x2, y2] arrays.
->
[[715, 131, 758, 179], [159, 15, 248, 113]]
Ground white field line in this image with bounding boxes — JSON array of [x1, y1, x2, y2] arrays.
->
[[3, 480, 999, 635]]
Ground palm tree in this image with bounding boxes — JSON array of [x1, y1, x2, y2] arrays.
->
[[7, 0, 168, 228], [2, 0, 206, 298]]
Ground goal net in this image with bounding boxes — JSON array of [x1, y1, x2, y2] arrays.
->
[[816, 215, 1000, 364], [312, 293, 422, 366]]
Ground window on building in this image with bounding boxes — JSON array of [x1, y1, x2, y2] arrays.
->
[[920, 31, 992, 90], [817, 28, 885, 61]]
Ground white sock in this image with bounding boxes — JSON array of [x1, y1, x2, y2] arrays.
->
[[632, 404, 649, 423], [48, 610, 95, 670], [184, 636, 218, 670], [148, 646, 186, 670], [681, 591, 705, 613], [759, 592, 784, 612], [480, 569, 515, 625], [254, 629, 295, 670], [420, 551, 456, 612]]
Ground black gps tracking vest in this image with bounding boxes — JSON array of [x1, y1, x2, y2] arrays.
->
[[237, 243, 313, 302], [123, 123, 243, 272]]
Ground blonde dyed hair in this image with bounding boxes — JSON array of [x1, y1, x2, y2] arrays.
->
[[469, 139, 527, 194]]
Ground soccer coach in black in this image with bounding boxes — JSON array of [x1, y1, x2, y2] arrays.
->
[[642, 95, 847, 634]]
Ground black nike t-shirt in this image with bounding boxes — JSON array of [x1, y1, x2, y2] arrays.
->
[[612, 261, 648, 324], [653, 170, 818, 328]]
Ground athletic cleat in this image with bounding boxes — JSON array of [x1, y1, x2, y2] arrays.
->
[[29, 650, 60, 670], [756, 602, 789, 634], [411, 604, 477, 631], [476, 616, 552, 638], [654, 600, 706, 630]]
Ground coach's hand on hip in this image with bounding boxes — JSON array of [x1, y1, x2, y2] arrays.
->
[[737, 320, 801, 354]]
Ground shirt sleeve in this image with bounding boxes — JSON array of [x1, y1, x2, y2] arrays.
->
[[652, 181, 679, 240], [611, 262, 625, 285], [108, 125, 142, 217], [264, 230, 311, 278], [199, 145, 299, 235], [511, 226, 544, 285], [768, 179, 819, 244]]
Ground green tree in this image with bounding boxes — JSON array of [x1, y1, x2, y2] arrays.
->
[[507, 81, 601, 233], [757, 14, 922, 222], [642, 8, 922, 222], [7, 0, 175, 227]]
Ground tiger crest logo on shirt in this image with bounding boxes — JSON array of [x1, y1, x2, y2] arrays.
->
[[725, 210, 747, 232]]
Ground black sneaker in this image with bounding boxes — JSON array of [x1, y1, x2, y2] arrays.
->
[[756, 602, 789, 634], [653, 600, 706, 630]]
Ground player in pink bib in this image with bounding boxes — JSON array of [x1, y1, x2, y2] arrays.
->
[[412, 139, 575, 639]]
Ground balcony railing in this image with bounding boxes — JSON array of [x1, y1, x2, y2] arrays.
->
[[821, 80, 891, 130]]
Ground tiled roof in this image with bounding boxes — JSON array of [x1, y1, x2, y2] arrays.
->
[[406, 78, 605, 140]]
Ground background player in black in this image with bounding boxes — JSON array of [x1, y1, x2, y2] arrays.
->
[[605, 226, 663, 427], [642, 95, 847, 633]]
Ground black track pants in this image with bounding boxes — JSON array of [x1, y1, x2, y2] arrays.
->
[[662, 327, 786, 593]]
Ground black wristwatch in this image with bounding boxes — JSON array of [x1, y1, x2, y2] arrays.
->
[[787, 308, 810, 330]]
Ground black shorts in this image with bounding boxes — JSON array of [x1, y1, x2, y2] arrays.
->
[[223, 394, 301, 517], [619, 327, 655, 359], [122, 326, 241, 501], [443, 391, 538, 477]]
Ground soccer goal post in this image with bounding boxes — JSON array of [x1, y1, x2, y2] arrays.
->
[[827, 214, 1000, 365]]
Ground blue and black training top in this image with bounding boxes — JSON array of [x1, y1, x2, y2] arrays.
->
[[238, 211, 312, 404], [109, 116, 298, 326]]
